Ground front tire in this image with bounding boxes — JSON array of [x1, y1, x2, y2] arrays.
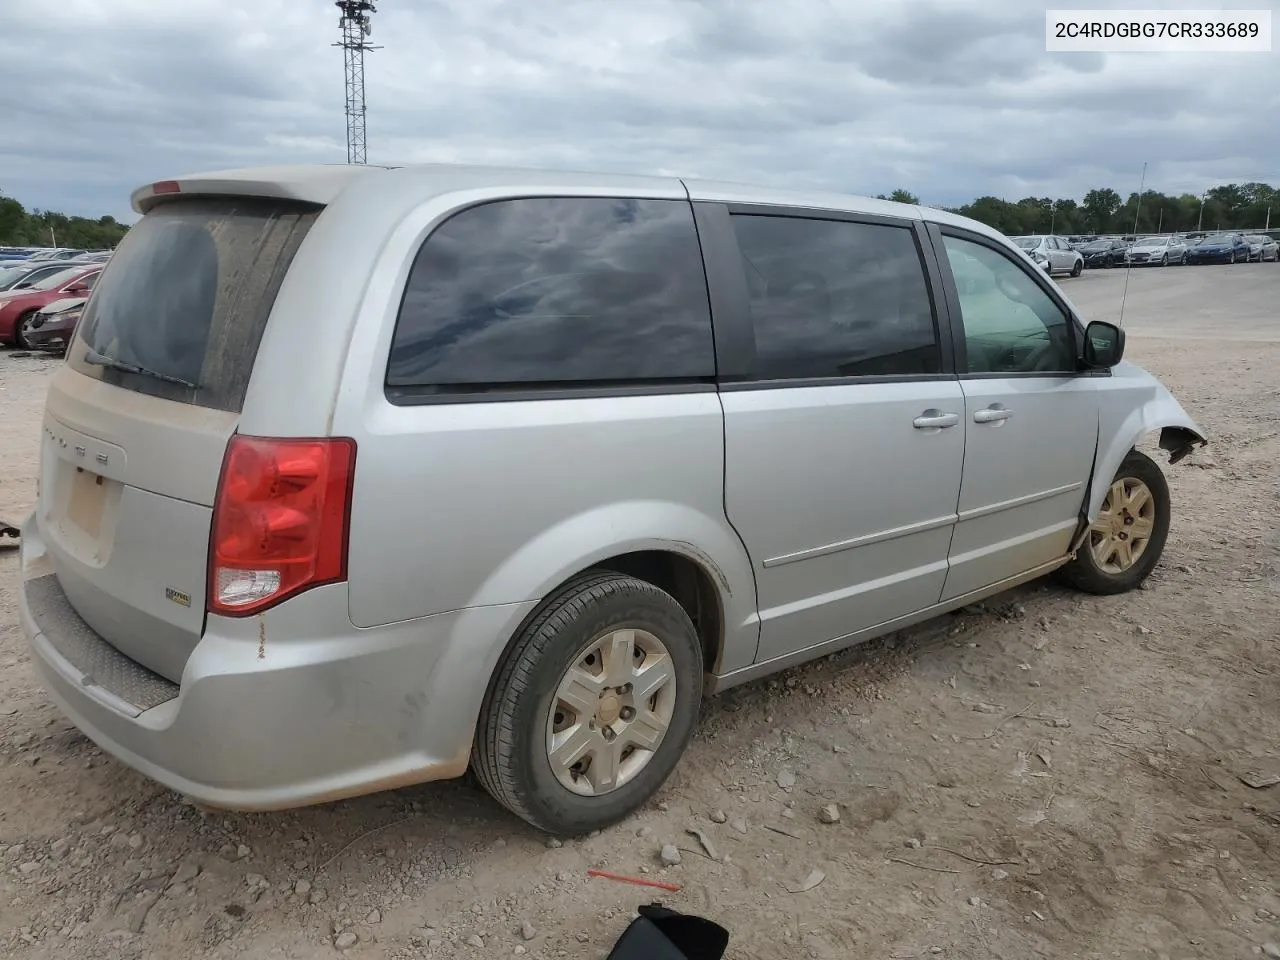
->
[[1160, 254, 1168, 266], [472, 571, 703, 836], [1056, 450, 1170, 596], [13, 310, 38, 349], [1070, 259, 1082, 277]]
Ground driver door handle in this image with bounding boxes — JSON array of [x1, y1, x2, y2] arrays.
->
[[913, 411, 960, 429], [973, 406, 1013, 423]]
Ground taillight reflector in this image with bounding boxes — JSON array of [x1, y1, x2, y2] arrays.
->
[[151, 180, 182, 195], [208, 435, 356, 617]]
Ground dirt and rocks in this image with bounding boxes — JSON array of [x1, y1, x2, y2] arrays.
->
[[0, 265, 1277, 960]]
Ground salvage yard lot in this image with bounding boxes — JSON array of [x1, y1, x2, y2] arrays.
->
[[0, 265, 1277, 960]]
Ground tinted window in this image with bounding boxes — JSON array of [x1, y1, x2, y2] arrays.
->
[[387, 197, 714, 395], [729, 214, 940, 379], [11, 265, 63, 288], [33, 267, 82, 291], [942, 235, 1074, 375], [69, 197, 319, 412]]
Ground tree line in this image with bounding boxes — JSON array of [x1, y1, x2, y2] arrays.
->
[[0, 194, 130, 250], [878, 182, 1277, 237]]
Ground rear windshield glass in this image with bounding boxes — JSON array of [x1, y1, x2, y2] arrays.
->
[[68, 197, 320, 412]]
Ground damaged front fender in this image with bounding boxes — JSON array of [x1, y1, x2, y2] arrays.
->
[[1159, 425, 1205, 465], [1085, 361, 1208, 521]]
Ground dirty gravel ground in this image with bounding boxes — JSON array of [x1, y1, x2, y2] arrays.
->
[[0, 265, 1277, 960]]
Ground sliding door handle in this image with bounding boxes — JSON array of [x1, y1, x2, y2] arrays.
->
[[973, 405, 1013, 424], [913, 411, 960, 429]]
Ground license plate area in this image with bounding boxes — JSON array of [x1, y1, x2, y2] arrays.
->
[[44, 456, 123, 568], [67, 467, 108, 539]]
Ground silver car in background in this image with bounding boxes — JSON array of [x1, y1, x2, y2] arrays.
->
[[1125, 235, 1189, 266], [1243, 234, 1279, 262], [19, 164, 1205, 835], [1010, 234, 1084, 277]]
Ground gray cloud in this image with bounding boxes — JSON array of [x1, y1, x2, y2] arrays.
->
[[1, 0, 1277, 221]]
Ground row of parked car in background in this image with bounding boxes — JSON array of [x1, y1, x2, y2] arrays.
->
[[1012, 231, 1279, 276], [0, 246, 113, 353]]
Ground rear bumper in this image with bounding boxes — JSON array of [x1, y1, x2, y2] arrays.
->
[[19, 512, 535, 810]]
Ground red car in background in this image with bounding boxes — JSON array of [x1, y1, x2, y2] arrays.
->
[[0, 265, 100, 347]]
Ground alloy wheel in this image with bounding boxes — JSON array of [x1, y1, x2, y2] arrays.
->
[[545, 628, 677, 797], [1090, 478, 1156, 574], [15, 311, 38, 349]]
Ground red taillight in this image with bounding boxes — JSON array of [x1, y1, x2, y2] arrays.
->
[[151, 180, 181, 195], [208, 435, 356, 617]]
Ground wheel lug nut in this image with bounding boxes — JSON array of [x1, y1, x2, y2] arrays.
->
[[620, 706, 636, 721], [602, 727, 616, 741]]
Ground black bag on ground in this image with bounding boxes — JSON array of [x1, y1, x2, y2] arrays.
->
[[606, 903, 729, 960]]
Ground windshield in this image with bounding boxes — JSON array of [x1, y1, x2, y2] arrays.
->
[[1244, 235, 1265, 243], [1012, 237, 1041, 250], [1136, 237, 1167, 246], [0, 265, 29, 289], [32, 267, 83, 291], [1199, 235, 1230, 244], [1082, 241, 1111, 250]]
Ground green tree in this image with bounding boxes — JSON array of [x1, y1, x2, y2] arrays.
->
[[876, 189, 921, 204], [1052, 198, 1083, 234], [1081, 188, 1122, 234], [0, 193, 129, 248]]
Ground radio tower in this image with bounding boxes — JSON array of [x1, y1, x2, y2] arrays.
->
[[334, 1, 380, 164]]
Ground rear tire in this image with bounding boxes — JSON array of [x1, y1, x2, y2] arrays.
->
[[1056, 450, 1170, 596], [472, 571, 703, 836]]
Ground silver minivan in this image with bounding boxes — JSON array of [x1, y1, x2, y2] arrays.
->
[[19, 164, 1206, 835]]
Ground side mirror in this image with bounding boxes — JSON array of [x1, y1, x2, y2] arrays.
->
[[1083, 320, 1125, 368]]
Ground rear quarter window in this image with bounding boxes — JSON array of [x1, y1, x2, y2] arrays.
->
[[68, 197, 320, 413], [385, 196, 716, 399]]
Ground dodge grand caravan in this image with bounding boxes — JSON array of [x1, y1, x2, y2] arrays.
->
[[19, 164, 1206, 835]]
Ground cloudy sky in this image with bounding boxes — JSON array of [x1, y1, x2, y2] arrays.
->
[[2, 0, 1277, 221]]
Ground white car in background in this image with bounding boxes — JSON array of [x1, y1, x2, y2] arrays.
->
[[1011, 235, 1084, 277]]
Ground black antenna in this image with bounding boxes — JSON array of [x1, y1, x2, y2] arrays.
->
[[1118, 161, 1147, 328], [334, 1, 381, 164]]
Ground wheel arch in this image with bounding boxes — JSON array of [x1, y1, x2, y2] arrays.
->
[[483, 546, 734, 689], [463, 500, 758, 689], [593, 550, 725, 671], [1082, 372, 1207, 526]]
